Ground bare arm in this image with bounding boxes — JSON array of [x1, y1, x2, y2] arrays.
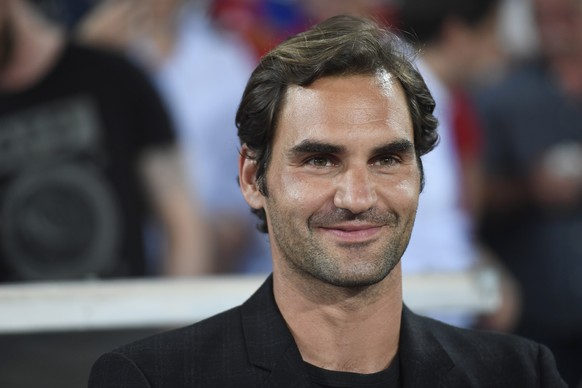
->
[[139, 146, 212, 276], [76, 0, 181, 68]]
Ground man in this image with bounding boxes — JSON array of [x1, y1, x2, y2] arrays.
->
[[89, 15, 566, 387], [0, 0, 210, 280], [477, 0, 582, 385]]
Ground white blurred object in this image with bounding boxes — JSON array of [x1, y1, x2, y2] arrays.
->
[[543, 143, 582, 179], [0, 269, 501, 333], [498, 0, 539, 59]]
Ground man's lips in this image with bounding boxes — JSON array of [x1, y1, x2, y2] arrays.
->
[[317, 224, 384, 242]]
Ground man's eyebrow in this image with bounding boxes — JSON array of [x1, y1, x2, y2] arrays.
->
[[372, 140, 415, 156], [287, 140, 346, 157]]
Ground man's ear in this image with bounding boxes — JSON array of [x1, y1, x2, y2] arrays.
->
[[239, 145, 265, 210]]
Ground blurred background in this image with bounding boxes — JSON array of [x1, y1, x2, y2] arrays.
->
[[1, 0, 581, 387]]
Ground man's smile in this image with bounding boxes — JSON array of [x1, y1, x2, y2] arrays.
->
[[317, 223, 384, 243]]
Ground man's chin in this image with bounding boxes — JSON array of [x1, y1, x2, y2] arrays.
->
[[316, 267, 394, 289]]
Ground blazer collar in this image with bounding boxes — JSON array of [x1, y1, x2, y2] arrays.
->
[[241, 275, 311, 387], [241, 276, 455, 388], [399, 306, 455, 388]]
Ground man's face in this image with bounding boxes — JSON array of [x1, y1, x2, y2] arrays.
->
[[535, 0, 582, 58], [254, 73, 420, 288], [453, 8, 503, 86]]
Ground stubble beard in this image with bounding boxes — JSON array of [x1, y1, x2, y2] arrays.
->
[[268, 203, 415, 289]]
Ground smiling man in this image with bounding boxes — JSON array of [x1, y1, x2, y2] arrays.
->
[[89, 15, 566, 387], [250, 74, 418, 290]]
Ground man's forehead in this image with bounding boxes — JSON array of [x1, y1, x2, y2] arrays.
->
[[281, 73, 407, 123], [286, 71, 399, 95], [281, 73, 410, 126]]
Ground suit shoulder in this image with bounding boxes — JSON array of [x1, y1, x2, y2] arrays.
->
[[409, 313, 567, 385], [90, 306, 267, 387], [421, 314, 539, 355], [100, 307, 250, 382], [113, 306, 244, 358], [402, 312, 566, 386]]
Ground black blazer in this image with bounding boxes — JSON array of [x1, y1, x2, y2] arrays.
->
[[89, 275, 566, 387]]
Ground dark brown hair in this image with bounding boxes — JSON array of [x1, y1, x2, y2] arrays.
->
[[236, 15, 439, 233]]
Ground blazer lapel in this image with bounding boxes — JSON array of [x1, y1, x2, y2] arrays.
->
[[241, 275, 311, 388], [399, 306, 455, 388]]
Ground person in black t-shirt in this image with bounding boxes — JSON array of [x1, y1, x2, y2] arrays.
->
[[0, 0, 211, 281]]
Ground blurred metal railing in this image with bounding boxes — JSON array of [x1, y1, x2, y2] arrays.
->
[[0, 270, 500, 334]]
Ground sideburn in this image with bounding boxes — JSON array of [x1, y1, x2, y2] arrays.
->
[[417, 154, 425, 192], [256, 146, 273, 197]]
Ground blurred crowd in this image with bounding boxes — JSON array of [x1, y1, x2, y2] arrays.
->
[[1, 0, 581, 386]]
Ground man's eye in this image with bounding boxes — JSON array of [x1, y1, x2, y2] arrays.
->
[[373, 156, 399, 166], [306, 157, 333, 167]]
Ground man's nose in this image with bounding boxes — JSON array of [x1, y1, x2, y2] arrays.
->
[[333, 166, 377, 214]]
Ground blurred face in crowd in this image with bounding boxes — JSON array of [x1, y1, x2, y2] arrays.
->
[[462, 7, 502, 82], [535, 0, 582, 58], [242, 73, 420, 288], [446, 6, 503, 86]]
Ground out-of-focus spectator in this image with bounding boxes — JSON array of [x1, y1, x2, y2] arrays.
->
[[476, 0, 582, 385], [397, 0, 519, 329], [78, 0, 272, 273], [0, 0, 211, 281]]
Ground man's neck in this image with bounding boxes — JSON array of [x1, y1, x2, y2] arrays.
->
[[273, 264, 403, 374], [0, 2, 64, 92]]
